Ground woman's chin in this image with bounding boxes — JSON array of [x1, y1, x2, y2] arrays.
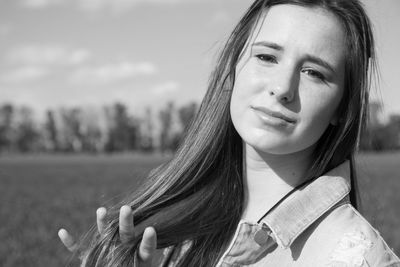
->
[[245, 139, 295, 155]]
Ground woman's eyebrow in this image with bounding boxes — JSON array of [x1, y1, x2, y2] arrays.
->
[[303, 54, 336, 74], [252, 41, 284, 51]]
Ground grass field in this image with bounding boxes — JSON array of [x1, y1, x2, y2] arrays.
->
[[0, 152, 399, 266]]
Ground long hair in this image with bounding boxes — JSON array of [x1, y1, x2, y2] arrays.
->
[[78, 0, 376, 266]]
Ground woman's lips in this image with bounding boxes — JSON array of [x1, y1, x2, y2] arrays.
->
[[250, 106, 297, 124]]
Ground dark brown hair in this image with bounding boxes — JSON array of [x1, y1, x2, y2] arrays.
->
[[78, 0, 376, 266]]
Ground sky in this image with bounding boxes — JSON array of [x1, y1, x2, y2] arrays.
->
[[0, 0, 399, 120]]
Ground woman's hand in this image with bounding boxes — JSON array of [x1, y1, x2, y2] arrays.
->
[[58, 205, 157, 266]]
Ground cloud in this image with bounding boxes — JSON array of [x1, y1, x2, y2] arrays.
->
[[0, 24, 11, 36], [210, 10, 232, 25], [151, 81, 180, 95], [0, 66, 49, 83], [19, 0, 208, 14], [0, 44, 92, 84], [3, 44, 157, 86], [70, 61, 158, 84], [77, 0, 188, 13], [19, 0, 64, 9], [6, 45, 91, 66]]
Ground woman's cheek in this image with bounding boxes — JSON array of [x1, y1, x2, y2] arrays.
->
[[301, 100, 338, 139]]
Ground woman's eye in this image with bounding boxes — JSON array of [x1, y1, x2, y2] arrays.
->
[[302, 69, 325, 81], [256, 54, 277, 63]]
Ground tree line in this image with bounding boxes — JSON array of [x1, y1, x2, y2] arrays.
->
[[359, 103, 400, 151], [0, 101, 398, 154], [0, 101, 197, 154]]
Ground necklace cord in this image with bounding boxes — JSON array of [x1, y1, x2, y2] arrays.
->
[[256, 177, 316, 224]]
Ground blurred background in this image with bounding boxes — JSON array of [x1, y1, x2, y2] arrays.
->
[[0, 0, 399, 266]]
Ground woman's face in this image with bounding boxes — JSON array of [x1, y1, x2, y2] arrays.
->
[[230, 4, 346, 155]]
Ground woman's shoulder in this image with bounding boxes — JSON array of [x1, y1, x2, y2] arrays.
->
[[313, 202, 400, 266]]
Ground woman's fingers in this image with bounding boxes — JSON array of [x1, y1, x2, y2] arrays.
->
[[117, 206, 157, 266], [59, 206, 157, 267], [137, 227, 157, 265], [119, 205, 135, 243], [58, 228, 78, 252], [96, 207, 107, 236]]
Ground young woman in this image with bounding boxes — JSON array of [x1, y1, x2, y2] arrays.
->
[[59, 0, 400, 266]]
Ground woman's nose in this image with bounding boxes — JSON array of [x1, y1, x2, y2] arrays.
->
[[267, 68, 298, 103]]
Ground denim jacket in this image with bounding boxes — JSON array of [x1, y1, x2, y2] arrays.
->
[[160, 161, 400, 266]]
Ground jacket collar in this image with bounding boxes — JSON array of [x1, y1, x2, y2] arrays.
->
[[261, 160, 351, 249]]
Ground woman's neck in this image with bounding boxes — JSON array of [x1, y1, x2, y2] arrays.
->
[[241, 143, 315, 222]]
